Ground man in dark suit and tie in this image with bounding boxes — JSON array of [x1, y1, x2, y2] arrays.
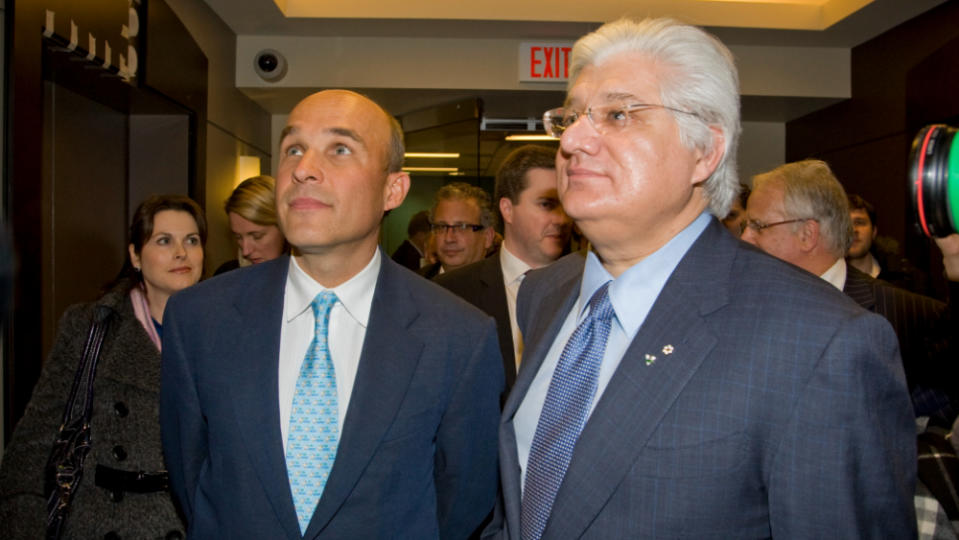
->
[[743, 159, 954, 423], [161, 90, 503, 539], [435, 145, 572, 393], [485, 18, 916, 539], [390, 210, 430, 271]]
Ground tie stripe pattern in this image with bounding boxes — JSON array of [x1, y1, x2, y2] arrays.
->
[[287, 291, 339, 535], [522, 281, 615, 540]]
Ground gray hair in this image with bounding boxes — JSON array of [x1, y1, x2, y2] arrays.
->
[[568, 17, 741, 217], [430, 182, 496, 229], [752, 159, 853, 257]]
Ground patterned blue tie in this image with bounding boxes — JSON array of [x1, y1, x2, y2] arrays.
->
[[287, 291, 339, 535], [522, 281, 615, 540]]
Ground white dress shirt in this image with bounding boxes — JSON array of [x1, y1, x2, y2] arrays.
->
[[514, 212, 711, 492], [278, 251, 380, 452], [820, 257, 848, 291], [500, 244, 531, 369]]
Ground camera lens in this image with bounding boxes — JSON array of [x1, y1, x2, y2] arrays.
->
[[909, 124, 959, 237], [257, 53, 278, 73]]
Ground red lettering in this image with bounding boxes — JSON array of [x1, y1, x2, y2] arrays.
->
[[530, 46, 542, 78], [543, 47, 554, 78], [562, 47, 571, 78]]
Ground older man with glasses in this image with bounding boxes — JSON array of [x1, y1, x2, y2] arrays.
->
[[483, 18, 916, 540], [418, 181, 495, 279]]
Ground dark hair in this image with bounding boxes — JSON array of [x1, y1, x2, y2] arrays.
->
[[494, 145, 557, 204], [112, 194, 207, 287], [847, 193, 876, 225], [407, 210, 431, 236]]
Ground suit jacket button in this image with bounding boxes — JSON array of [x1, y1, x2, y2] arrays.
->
[[166, 531, 184, 540], [112, 445, 127, 461], [113, 402, 129, 417], [109, 489, 124, 503], [104, 531, 121, 540]]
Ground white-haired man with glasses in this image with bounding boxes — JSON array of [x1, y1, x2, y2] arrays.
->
[[484, 18, 915, 539]]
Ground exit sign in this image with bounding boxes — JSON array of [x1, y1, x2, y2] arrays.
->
[[519, 42, 574, 82]]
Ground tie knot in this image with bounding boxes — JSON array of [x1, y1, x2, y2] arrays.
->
[[311, 291, 338, 319], [586, 281, 615, 322]]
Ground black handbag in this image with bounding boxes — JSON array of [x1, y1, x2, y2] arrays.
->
[[44, 304, 114, 540]]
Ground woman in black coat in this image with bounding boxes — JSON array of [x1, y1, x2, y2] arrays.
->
[[0, 195, 206, 539]]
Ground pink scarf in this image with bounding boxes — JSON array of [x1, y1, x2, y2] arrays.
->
[[130, 285, 161, 352]]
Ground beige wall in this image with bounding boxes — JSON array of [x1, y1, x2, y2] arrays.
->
[[165, 0, 272, 275]]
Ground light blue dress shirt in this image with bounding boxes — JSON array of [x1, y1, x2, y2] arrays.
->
[[514, 212, 712, 491]]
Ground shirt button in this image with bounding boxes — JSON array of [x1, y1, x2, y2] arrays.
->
[[112, 445, 127, 462]]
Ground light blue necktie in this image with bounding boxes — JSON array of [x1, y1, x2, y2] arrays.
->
[[287, 291, 339, 535], [521, 281, 615, 540]]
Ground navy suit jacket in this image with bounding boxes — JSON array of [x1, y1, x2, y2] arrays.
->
[[434, 255, 517, 392], [486, 219, 916, 538], [160, 253, 504, 539]]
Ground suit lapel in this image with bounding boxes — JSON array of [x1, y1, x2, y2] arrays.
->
[[306, 257, 424, 537], [843, 266, 877, 311], [478, 256, 516, 384], [227, 258, 304, 540], [500, 256, 583, 537]]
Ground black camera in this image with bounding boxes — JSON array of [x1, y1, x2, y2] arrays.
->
[[253, 49, 287, 82], [909, 124, 959, 237]]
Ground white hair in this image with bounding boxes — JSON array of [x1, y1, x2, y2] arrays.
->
[[569, 18, 742, 217]]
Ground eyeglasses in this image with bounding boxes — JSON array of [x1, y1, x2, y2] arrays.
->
[[430, 222, 486, 234], [543, 102, 700, 138], [740, 217, 815, 235]]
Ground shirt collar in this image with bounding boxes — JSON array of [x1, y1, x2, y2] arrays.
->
[[285, 249, 381, 327], [500, 243, 532, 285], [820, 257, 847, 291], [578, 212, 712, 336]]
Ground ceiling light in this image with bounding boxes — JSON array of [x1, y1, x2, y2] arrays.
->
[[404, 152, 461, 158], [505, 134, 559, 142], [402, 166, 459, 172]]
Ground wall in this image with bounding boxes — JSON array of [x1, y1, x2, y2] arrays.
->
[[164, 0, 272, 274], [786, 0, 959, 296]]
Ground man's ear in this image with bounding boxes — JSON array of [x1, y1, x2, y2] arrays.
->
[[798, 219, 820, 252], [484, 226, 495, 249], [499, 197, 514, 226], [691, 125, 726, 185], [383, 171, 411, 211]]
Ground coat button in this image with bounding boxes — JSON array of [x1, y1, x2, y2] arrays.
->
[[104, 531, 120, 540], [109, 489, 124, 503], [112, 445, 127, 461], [165, 531, 184, 540], [113, 402, 129, 417]]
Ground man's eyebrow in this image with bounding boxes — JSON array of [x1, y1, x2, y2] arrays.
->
[[279, 125, 365, 148], [327, 127, 365, 146], [563, 91, 639, 108]]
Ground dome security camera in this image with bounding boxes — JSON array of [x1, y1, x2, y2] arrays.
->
[[254, 49, 287, 82]]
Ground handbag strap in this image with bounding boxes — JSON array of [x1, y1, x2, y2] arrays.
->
[[60, 305, 114, 427]]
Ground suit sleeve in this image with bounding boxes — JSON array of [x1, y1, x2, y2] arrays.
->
[[768, 311, 917, 538], [434, 318, 504, 539], [159, 295, 208, 526]]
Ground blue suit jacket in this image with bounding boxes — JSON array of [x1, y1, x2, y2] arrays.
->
[[160, 253, 503, 539], [487, 219, 917, 538]]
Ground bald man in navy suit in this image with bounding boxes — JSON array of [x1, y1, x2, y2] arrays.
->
[[161, 90, 502, 539]]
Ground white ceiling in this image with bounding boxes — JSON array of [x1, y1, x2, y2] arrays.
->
[[203, 0, 946, 120]]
